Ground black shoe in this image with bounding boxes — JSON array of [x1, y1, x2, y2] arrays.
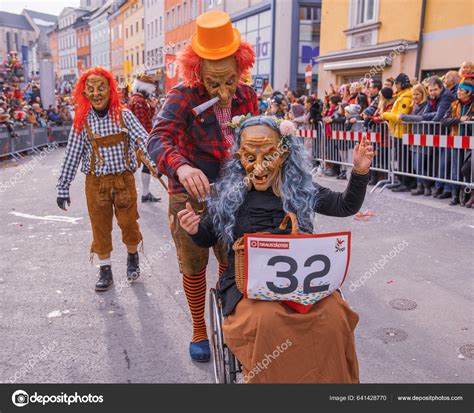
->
[[95, 265, 113, 292], [336, 172, 347, 180], [437, 191, 452, 200], [411, 185, 424, 196], [423, 186, 432, 196], [391, 185, 410, 192], [127, 252, 140, 282], [432, 188, 443, 198], [449, 195, 460, 206], [141, 193, 161, 203]]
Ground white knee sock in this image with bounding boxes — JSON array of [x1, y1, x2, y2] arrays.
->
[[141, 172, 151, 195], [98, 258, 111, 267]]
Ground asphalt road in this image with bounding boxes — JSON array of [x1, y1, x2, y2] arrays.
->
[[0, 145, 472, 384]]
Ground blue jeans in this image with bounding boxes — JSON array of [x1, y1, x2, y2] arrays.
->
[[435, 148, 461, 193]]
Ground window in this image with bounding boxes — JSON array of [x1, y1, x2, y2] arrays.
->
[[118, 23, 122, 39], [131, 24, 133, 36], [355, 0, 375, 25], [126, 27, 128, 38], [166, 11, 170, 30], [137, 51, 139, 65], [208, 0, 213, 9], [177, 5, 181, 25], [142, 17, 144, 30], [142, 50, 145, 66], [172, 8, 175, 29], [159, 16, 162, 33], [183, 2, 187, 22], [136, 21, 139, 33]]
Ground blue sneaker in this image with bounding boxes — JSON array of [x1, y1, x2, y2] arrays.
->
[[189, 340, 210, 362]]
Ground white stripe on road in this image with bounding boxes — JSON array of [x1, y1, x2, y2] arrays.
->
[[9, 212, 83, 224]]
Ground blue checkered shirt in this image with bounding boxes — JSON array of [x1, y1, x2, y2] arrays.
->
[[56, 109, 155, 198]]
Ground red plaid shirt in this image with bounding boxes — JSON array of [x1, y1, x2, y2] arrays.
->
[[128, 93, 154, 134], [148, 83, 258, 194]]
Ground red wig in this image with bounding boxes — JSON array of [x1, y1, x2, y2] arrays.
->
[[72, 66, 123, 133], [176, 41, 256, 88]]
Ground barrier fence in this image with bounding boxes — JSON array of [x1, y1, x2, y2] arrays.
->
[[1, 120, 472, 193], [0, 123, 71, 160], [296, 120, 474, 193]]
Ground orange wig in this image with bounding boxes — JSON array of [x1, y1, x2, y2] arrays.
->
[[72, 66, 123, 133], [176, 41, 256, 88]]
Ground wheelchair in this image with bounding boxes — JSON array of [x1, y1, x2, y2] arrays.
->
[[209, 287, 348, 384], [209, 288, 242, 384]]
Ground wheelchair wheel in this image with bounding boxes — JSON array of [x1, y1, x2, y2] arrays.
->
[[209, 288, 241, 384], [209, 288, 226, 383]]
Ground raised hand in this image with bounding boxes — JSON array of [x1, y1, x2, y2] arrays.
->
[[353, 136, 374, 173], [177, 202, 201, 235]]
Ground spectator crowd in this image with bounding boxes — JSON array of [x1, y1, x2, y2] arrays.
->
[[257, 61, 473, 208]]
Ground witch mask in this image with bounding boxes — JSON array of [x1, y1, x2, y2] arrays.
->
[[236, 125, 289, 192]]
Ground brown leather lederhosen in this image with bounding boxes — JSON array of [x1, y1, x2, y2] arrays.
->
[[83, 110, 142, 257]]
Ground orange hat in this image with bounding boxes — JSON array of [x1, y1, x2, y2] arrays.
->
[[191, 11, 241, 60]]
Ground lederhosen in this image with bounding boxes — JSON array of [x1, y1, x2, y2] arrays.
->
[[84, 110, 142, 257]]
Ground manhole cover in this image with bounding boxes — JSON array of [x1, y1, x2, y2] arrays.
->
[[459, 344, 474, 359], [390, 298, 417, 310], [376, 328, 408, 344]]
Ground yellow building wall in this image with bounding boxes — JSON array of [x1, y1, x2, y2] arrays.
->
[[424, 0, 474, 32], [319, 0, 349, 54], [124, 0, 145, 75], [377, 0, 421, 43]]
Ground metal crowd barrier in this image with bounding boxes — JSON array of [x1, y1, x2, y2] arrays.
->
[[0, 122, 72, 161], [295, 120, 473, 193], [398, 121, 473, 191]]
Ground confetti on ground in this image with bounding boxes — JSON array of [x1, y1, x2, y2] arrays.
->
[[354, 210, 376, 221], [146, 292, 152, 297], [386, 280, 395, 284], [47, 310, 62, 318]]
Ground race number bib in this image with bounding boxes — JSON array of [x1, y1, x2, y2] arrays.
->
[[244, 232, 351, 305]]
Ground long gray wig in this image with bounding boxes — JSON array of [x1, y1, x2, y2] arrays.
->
[[207, 116, 318, 247]]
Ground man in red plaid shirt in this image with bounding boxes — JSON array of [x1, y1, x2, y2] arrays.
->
[[129, 74, 161, 203], [148, 11, 258, 362]]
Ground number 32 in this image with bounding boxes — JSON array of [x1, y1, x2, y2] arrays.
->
[[266, 255, 330, 294]]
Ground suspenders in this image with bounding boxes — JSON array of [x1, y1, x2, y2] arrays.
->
[[84, 110, 130, 175]]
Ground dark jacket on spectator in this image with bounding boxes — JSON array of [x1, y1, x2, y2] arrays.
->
[[422, 88, 455, 122]]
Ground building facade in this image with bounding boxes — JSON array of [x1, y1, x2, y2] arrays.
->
[[58, 7, 89, 82], [90, 1, 113, 69], [109, 0, 127, 83], [47, 25, 60, 80], [164, 0, 201, 91], [145, 0, 166, 88], [75, 12, 93, 73], [123, 0, 146, 79], [316, 0, 474, 96], [0, 12, 36, 72]]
